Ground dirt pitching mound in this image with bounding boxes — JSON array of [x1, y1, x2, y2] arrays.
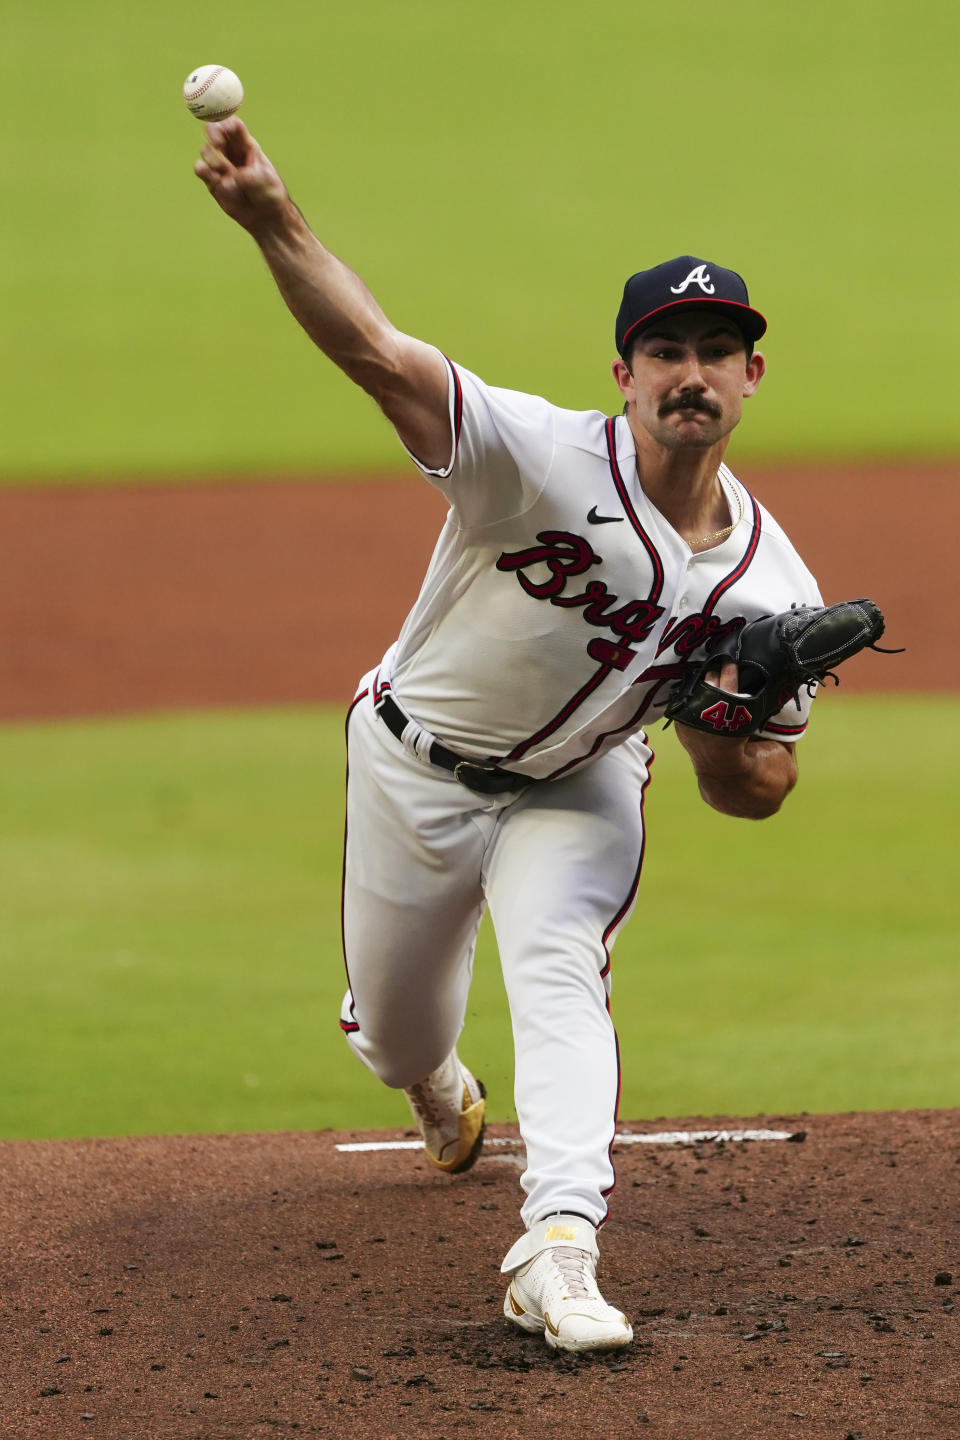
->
[[3, 1110, 958, 1439]]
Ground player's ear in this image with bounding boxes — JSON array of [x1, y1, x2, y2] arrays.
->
[[611, 357, 635, 405], [743, 350, 765, 397]]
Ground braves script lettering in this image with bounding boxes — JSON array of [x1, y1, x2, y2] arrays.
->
[[656, 611, 746, 659], [634, 614, 750, 712], [495, 531, 600, 598], [496, 531, 665, 670]]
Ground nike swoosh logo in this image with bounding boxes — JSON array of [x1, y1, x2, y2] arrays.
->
[[587, 506, 623, 525]]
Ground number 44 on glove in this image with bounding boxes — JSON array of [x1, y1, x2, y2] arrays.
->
[[663, 598, 900, 737]]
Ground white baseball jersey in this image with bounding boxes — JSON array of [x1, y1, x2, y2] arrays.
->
[[341, 352, 823, 1232], [378, 356, 822, 779]]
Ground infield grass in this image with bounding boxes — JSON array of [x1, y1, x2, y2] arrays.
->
[[0, 696, 956, 1141], [1, 0, 958, 480]]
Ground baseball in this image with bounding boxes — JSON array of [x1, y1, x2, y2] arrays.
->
[[183, 65, 244, 121]]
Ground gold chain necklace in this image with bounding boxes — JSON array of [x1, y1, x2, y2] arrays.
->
[[688, 477, 743, 549]]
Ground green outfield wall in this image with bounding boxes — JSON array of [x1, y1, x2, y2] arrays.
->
[[1, 0, 956, 482]]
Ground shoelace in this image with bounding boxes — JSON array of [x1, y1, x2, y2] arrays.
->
[[551, 1247, 595, 1300]]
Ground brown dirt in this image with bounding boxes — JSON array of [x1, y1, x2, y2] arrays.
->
[[2, 1111, 958, 1439], [0, 460, 953, 722]]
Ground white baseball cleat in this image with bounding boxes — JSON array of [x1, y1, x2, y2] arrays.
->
[[403, 1050, 486, 1174], [501, 1214, 633, 1353]]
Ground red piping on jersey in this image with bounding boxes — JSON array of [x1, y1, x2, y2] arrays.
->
[[652, 489, 762, 664], [492, 416, 665, 770], [405, 358, 462, 473], [600, 754, 653, 977], [499, 662, 614, 764], [527, 486, 762, 779], [598, 1026, 622, 1225], [338, 687, 369, 1036], [372, 669, 391, 707], [765, 718, 808, 737], [442, 355, 463, 457], [604, 416, 665, 603], [540, 659, 687, 781], [597, 748, 655, 1223], [542, 692, 652, 781], [701, 491, 763, 617]]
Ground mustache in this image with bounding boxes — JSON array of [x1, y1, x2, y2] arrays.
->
[[659, 392, 722, 419]]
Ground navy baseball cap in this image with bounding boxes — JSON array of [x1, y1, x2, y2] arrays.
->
[[615, 256, 767, 358]]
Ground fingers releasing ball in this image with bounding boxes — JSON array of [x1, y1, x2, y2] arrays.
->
[[183, 65, 244, 121]]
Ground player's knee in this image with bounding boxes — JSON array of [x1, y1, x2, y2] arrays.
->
[[343, 1028, 447, 1090]]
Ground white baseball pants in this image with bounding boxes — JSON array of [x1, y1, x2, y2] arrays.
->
[[339, 679, 652, 1228]]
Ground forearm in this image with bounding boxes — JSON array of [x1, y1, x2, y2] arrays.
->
[[195, 117, 450, 466], [252, 203, 402, 401], [674, 728, 798, 819], [195, 118, 408, 402]]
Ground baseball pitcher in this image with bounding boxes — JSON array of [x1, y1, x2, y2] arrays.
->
[[195, 118, 887, 1353]]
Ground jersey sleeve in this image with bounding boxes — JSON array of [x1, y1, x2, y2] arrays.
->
[[755, 569, 825, 742], [395, 352, 556, 529], [757, 688, 816, 742]]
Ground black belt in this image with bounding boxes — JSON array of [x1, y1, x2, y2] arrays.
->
[[375, 694, 531, 795]]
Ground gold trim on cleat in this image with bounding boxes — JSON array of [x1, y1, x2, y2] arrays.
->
[[423, 1084, 486, 1174]]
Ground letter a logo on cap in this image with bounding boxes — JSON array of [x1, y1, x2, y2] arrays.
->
[[670, 264, 715, 296]]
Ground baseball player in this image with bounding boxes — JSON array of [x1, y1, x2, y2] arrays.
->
[[196, 118, 823, 1353]]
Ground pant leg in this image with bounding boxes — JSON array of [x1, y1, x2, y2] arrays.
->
[[483, 733, 652, 1227], [340, 686, 509, 1089]]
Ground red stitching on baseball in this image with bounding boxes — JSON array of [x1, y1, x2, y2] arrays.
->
[[185, 66, 225, 99]]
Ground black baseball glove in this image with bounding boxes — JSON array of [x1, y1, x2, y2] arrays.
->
[[663, 598, 893, 737]]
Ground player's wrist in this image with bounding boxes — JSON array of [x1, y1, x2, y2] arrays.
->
[[674, 722, 751, 773], [247, 194, 308, 248]]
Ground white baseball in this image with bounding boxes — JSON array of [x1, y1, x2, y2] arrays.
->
[[182, 65, 244, 121]]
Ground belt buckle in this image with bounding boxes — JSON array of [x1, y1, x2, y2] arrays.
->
[[453, 759, 509, 795]]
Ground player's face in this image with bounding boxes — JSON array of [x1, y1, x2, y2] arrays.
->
[[614, 311, 765, 451]]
